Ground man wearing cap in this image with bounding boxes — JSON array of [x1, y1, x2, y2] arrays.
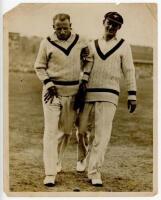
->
[[34, 13, 93, 186], [75, 12, 137, 186]]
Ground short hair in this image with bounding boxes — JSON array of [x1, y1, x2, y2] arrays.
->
[[103, 12, 124, 26], [53, 13, 70, 24]]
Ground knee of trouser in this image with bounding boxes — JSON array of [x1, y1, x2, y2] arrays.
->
[[92, 135, 110, 151]]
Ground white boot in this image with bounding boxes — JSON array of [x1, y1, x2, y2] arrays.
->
[[76, 158, 86, 172], [43, 175, 55, 186], [91, 178, 103, 187]]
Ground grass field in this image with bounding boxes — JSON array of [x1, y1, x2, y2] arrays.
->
[[8, 72, 153, 193]]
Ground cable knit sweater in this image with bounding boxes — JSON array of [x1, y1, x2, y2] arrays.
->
[[86, 37, 137, 106], [34, 32, 93, 96]]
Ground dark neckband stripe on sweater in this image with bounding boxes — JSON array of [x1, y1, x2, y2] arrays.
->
[[87, 88, 119, 96], [95, 38, 124, 60], [47, 34, 79, 56]]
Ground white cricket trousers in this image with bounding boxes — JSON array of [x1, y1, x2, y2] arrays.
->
[[42, 88, 76, 176], [78, 102, 116, 179]]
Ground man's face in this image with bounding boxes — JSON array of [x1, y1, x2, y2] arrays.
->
[[53, 18, 71, 40], [104, 18, 120, 38]]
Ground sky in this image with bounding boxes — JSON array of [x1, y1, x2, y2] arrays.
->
[[4, 3, 157, 47]]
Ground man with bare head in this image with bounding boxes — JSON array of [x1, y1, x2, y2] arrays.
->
[[34, 13, 93, 186]]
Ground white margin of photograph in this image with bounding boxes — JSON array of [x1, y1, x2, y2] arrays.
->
[[0, 0, 160, 200]]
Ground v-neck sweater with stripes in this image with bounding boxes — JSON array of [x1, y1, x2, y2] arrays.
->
[[85, 37, 137, 106], [34, 33, 93, 96]]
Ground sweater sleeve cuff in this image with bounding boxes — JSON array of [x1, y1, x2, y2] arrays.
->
[[82, 72, 90, 82], [128, 91, 136, 100], [44, 79, 55, 90]]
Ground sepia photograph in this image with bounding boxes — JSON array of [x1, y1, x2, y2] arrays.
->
[[3, 3, 157, 197]]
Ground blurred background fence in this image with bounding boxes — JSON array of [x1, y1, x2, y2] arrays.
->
[[9, 32, 153, 79]]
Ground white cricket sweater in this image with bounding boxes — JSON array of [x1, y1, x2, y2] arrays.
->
[[86, 37, 137, 106], [34, 32, 93, 96]]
